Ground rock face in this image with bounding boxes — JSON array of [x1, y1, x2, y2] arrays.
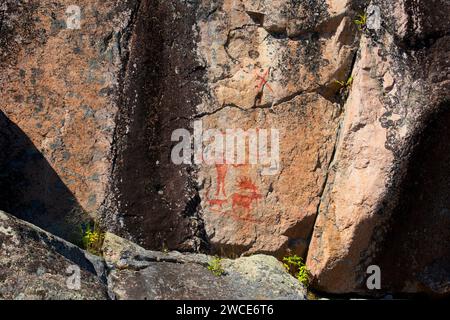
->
[[1, 0, 450, 297], [102, 232, 306, 300], [0, 0, 139, 241], [306, 0, 450, 295], [0, 210, 108, 300], [195, 0, 361, 257], [0, 0, 359, 256]]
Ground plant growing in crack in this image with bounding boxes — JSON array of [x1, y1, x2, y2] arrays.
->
[[81, 220, 105, 256], [334, 75, 354, 98], [283, 254, 310, 287], [354, 13, 367, 31], [208, 256, 226, 276], [161, 241, 169, 254]]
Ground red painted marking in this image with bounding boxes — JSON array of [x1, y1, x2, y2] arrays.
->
[[208, 198, 228, 211], [214, 156, 249, 197], [231, 176, 262, 216], [215, 164, 228, 197], [237, 176, 259, 193], [255, 68, 274, 93], [207, 158, 263, 224], [206, 184, 227, 211], [231, 192, 262, 214]]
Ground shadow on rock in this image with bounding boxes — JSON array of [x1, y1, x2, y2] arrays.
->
[[0, 111, 85, 244]]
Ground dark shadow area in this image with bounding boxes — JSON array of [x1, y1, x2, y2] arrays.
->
[[0, 111, 85, 244], [375, 102, 450, 296], [399, 0, 450, 50], [105, 0, 208, 252]]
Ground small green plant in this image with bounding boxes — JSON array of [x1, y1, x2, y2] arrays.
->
[[208, 256, 225, 276], [334, 75, 353, 97], [307, 291, 319, 300], [335, 75, 353, 88], [161, 242, 169, 254], [283, 254, 310, 287], [81, 221, 105, 256], [354, 13, 367, 31]]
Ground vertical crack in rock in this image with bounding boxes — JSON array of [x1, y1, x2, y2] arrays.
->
[[109, 0, 142, 178], [305, 50, 360, 257], [102, 0, 208, 252]]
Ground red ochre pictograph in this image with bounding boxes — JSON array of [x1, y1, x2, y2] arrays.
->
[[231, 177, 263, 215], [255, 68, 274, 93], [215, 163, 228, 197], [206, 163, 263, 223]]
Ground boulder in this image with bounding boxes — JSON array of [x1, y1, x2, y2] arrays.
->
[[0, 212, 306, 300], [0, 210, 108, 300], [102, 232, 307, 300]]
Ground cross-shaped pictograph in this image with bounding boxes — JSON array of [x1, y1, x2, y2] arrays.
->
[[254, 68, 274, 93]]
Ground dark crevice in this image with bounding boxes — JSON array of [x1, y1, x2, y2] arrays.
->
[[102, 0, 208, 253], [193, 103, 245, 119], [109, 0, 142, 177]]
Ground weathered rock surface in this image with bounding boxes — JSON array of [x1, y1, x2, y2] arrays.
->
[[1, 0, 450, 298], [0, 0, 362, 258], [95, 0, 366, 259], [0, 212, 306, 300], [0, 210, 108, 300], [0, 0, 139, 241], [102, 0, 208, 253], [195, 0, 361, 257], [306, 0, 450, 295], [102, 232, 307, 300]]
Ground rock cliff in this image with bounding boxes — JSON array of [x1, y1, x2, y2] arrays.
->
[[0, 0, 449, 297]]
